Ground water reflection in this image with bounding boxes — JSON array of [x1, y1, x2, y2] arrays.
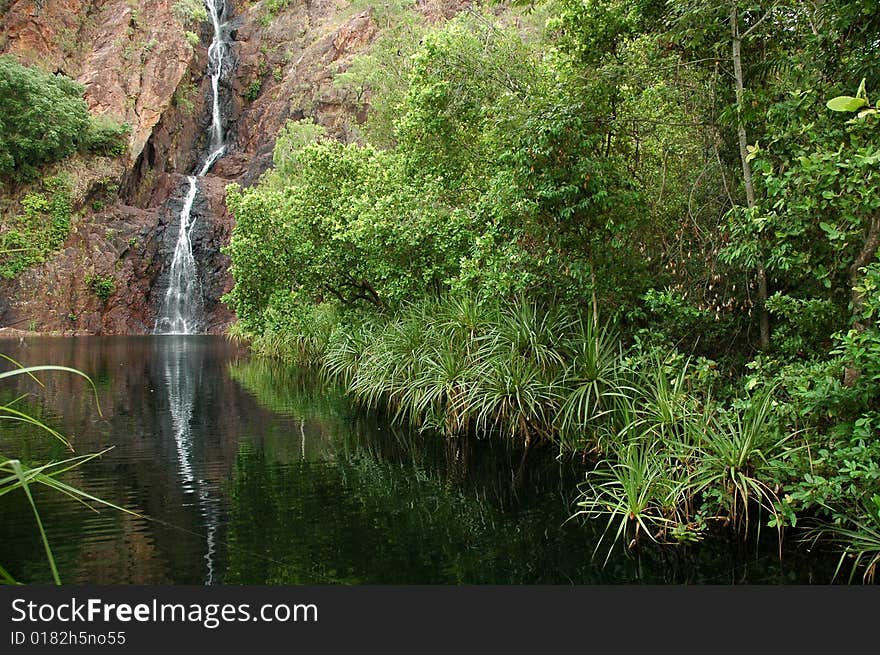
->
[[0, 337, 839, 584], [159, 337, 219, 584]]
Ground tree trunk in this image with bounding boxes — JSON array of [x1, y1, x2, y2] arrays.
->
[[849, 214, 880, 320], [589, 250, 599, 329], [731, 4, 771, 351]]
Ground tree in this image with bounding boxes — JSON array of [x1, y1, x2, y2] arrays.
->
[[0, 56, 91, 181]]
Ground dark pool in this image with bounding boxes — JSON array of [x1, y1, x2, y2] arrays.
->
[[0, 336, 837, 584]]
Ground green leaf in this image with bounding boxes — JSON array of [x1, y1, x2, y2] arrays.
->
[[8, 459, 60, 585], [819, 222, 842, 239], [826, 96, 868, 112]]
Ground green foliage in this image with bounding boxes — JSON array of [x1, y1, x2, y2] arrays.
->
[[265, 0, 291, 16], [224, 137, 468, 327], [83, 115, 130, 156], [321, 295, 586, 443], [173, 79, 199, 115], [1, 359, 131, 584], [172, 0, 207, 26], [271, 118, 327, 176], [260, 0, 291, 25], [0, 56, 91, 181], [85, 274, 116, 302], [243, 79, 262, 102], [575, 441, 681, 564], [227, 11, 649, 328], [744, 89, 880, 309], [252, 294, 341, 368], [0, 175, 72, 279], [822, 495, 880, 583], [765, 293, 841, 357], [0, 57, 129, 182], [224, 0, 880, 572], [333, 9, 425, 147]]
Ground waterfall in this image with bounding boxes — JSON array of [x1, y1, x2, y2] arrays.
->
[[155, 0, 232, 585], [154, 0, 231, 335]]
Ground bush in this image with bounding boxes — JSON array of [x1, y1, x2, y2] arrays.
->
[[86, 274, 116, 302], [243, 79, 262, 102], [263, 0, 291, 22], [0, 57, 129, 182], [172, 0, 207, 26], [0, 175, 72, 279], [0, 56, 91, 181], [83, 115, 130, 157]]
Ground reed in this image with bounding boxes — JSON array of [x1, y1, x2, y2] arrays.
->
[[554, 317, 628, 454], [241, 294, 869, 569], [685, 387, 799, 541], [817, 495, 880, 583], [1, 358, 133, 584], [573, 440, 681, 565]]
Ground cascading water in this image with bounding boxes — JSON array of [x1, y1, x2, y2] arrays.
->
[[154, 0, 231, 335], [155, 0, 233, 585]]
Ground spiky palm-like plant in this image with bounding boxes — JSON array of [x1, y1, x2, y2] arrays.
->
[[1, 358, 133, 584]]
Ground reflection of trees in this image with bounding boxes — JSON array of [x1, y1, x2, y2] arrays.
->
[[225, 359, 613, 583], [1, 344, 838, 584], [226, 357, 839, 585], [224, 446, 587, 584], [0, 336, 255, 584], [227, 358, 579, 511], [225, 359, 593, 583]]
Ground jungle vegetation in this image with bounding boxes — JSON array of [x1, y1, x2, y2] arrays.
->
[[224, 0, 880, 581]]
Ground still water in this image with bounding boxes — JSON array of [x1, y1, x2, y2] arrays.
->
[[0, 336, 834, 584]]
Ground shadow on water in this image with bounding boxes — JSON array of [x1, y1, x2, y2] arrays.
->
[[0, 337, 839, 584]]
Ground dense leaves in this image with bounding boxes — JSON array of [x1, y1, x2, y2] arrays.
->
[[0, 56, 129, 183], [224, 2, 880, 579]]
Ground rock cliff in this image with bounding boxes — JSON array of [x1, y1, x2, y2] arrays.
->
[[0, 0, 463, 335]]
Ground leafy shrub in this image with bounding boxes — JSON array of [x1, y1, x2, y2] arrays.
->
[[262, 0, 291, 24], [83, 115, 130, 157], [243, 79, 262, 102], [0, 56, 90, 181], [0, 175, 72, 278], [0, 57, 130, 182], [173, 80, 199, 115], [86, 274, 116, 302], [172, 0, 207, 26]]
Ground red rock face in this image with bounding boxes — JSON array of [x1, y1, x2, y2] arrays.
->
[[229, 5, 382, 179], [0, 202, 166, 335], [1, 0, 88, 72], [2, 0, 194, 165]]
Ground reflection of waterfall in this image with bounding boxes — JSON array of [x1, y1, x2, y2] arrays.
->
[[154, 0, 233, 335], [161, 337, 221, 585]]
